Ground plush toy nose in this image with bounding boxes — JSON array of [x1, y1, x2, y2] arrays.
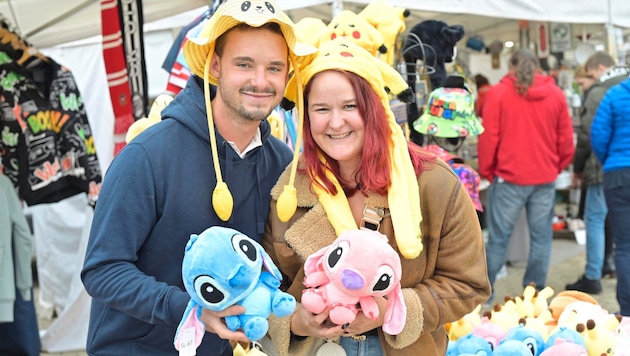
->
[[341, 270, 364, 290], [229, 265, 249, 288]]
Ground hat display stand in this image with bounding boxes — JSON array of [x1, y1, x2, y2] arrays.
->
[[395, 32, 434, 143]]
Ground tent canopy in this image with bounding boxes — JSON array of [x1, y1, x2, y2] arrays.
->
[[1, 0, 628, 49]]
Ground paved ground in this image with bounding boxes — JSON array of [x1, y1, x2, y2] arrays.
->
[[37, 234, 618, 356]]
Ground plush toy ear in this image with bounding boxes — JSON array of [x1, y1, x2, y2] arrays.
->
[[174, 303, 205, 351], [259, 245, 282, 281], [303, 245, 330, 276], [185, 233, 199, 253], [382, 284, 407, 335], [441, 25, 465, 45]]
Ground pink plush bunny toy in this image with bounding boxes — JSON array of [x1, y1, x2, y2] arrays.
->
[[302, 229, 406, 335]]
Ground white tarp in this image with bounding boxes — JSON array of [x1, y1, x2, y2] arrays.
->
[[346, 0, 630, 27], [1, 1, 628, 49]]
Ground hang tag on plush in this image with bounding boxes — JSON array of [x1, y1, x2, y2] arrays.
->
[[178, 327, 196, 356]]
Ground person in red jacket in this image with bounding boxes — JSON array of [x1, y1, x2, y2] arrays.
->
[[477, 49, 575, 304]]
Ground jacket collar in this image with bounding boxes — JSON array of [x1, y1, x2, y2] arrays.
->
[[271, 157, 388, 258]]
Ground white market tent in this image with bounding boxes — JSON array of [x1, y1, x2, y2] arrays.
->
[[1, 0, 629, 49]]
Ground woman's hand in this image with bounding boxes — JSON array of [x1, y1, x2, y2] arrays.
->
[[200, 305, 249, 343], [342, 296, 387, 337], [290, 303, 345, 339]]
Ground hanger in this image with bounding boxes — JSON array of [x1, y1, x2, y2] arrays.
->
[[0, 17, 49, 68]]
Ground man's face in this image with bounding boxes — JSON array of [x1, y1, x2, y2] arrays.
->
[[211, 27, 289, 123], [586, 64, 606, 81]]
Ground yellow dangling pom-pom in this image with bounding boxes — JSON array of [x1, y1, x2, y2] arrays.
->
[[276, 185, 297, 222], [397, 233, 423, 260], [212, 182, 233, 221]]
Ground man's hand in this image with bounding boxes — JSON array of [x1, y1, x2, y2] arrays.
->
[[200, 305, 249, 343], [571, 172, 584, 188]]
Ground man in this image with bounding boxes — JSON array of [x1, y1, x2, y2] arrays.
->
[[80, 1, 316, 355], [566, 51, 630, 294], [478, 49, 575, 303]]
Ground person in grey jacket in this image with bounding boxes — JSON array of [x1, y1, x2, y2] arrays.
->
[[566, 51, 630, 294], [0, 174, 40, 355]]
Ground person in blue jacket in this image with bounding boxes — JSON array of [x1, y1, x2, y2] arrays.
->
[[591, 76, 630, 316], [80, 1, 316, 355]]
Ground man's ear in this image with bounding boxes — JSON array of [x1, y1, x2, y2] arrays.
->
[[210, 53, 220, 79]]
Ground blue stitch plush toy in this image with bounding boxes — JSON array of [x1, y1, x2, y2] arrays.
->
[[174, 226, 296, 352]]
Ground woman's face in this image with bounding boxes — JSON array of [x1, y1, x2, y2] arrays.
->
[[307, 71, 365, 171], [576, 76, 595, 93]]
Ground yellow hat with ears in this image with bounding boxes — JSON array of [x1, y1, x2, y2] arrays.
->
[[182, 0, 317, 221], [278, 38, 422, 259]]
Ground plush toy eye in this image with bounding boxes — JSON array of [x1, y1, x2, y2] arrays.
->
[[241, 1, 251, 12], [327, 240, 349, 270], [372, 265, 395, 292], [522, 336, 539, 355], [231, 233, 259, 265], [194, 275, 229, 308]]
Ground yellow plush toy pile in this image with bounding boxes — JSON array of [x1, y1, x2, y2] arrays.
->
[[125, 94, 174, 143], [319, 10, 387, 57], [294, 17, 327, 48], [358, 0, 409, 66]]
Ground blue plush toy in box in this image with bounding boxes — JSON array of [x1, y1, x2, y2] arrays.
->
[[174, 226, 296, 352]]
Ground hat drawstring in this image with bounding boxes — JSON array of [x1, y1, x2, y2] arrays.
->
[[204, 54, 234, 221], [276, 53, 303, 222]]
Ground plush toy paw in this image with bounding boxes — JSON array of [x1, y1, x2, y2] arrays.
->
[[272, 292, 296, 317], [329, 305, 359, 326], [301, 289, 327, 314], [242, 316, 268, 341], [225, 315, 241, 332]]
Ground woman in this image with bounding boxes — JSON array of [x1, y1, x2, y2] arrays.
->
[[262, 38, 491, 355], [478, 49, 574, 303]]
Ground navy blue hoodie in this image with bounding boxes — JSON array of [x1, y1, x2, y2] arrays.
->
[[81, 76, 292, 355]]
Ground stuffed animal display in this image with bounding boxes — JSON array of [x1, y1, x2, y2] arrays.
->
[[174, 226, 296, 353], [301, 229, 406, 335], [402, 19, 465, 146], [446, 285, 627, 355], [402, 19, 466, 90]]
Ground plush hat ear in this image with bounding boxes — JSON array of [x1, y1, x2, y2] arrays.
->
[[382, 284, 407, 335]]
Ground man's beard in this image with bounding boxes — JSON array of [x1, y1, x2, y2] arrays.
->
[[218, 80, 277, 123]]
